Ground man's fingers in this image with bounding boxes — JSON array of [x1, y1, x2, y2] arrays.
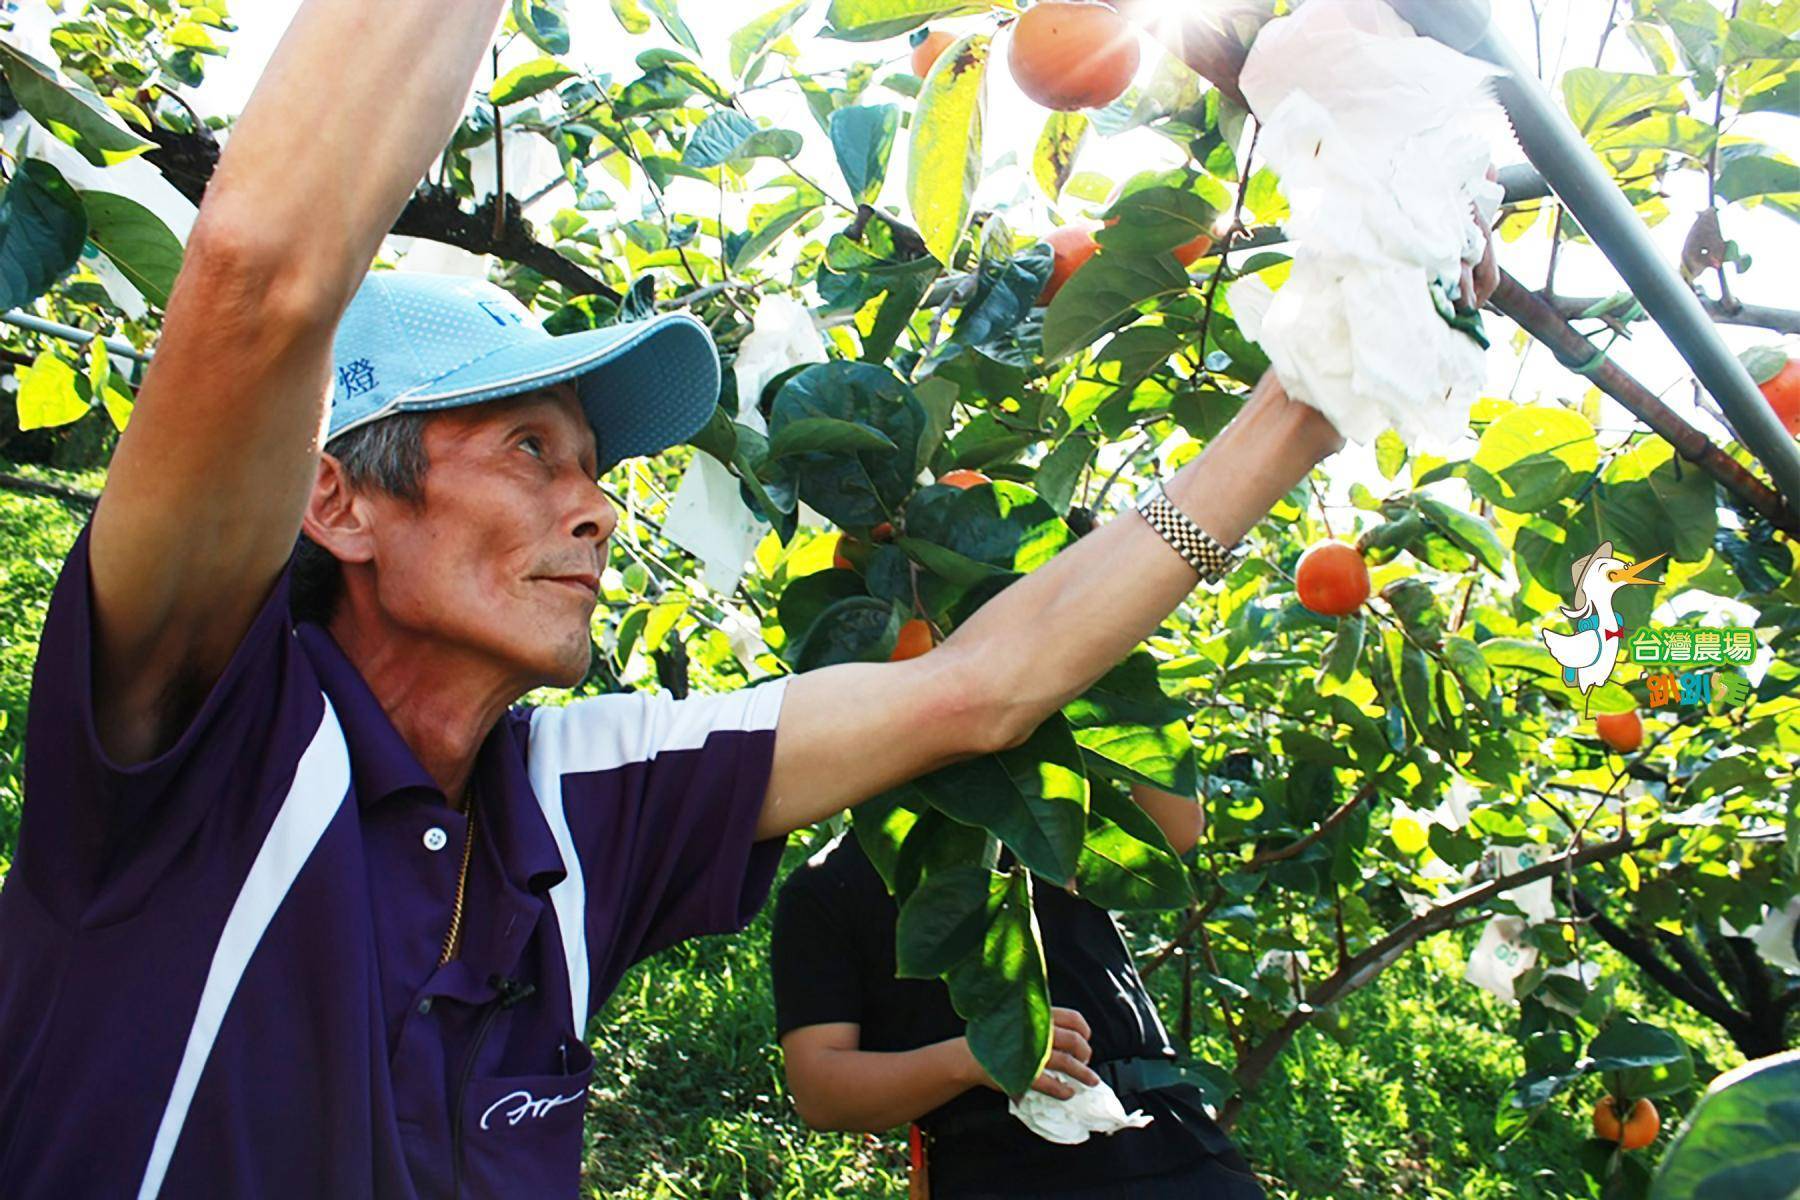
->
[[1033, 1054, 1102, 1096], [1050, 1051, 1102, 1087], [1456, 262, 1478, 314], [1050, 1006, 1092, 1040], [1474, 240, 1500, 308], [1052, 1023, 1093, 1064]]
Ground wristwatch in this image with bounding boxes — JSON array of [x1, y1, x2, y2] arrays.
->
[[1132, 478, 1241, 586]]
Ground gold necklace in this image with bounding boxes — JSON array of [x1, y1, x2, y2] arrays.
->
[[438, 779, 477, 968]]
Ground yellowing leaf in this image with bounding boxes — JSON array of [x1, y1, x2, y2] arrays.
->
[[906, 32, 988, 264], [17, 351, 88, 430], [1391, 816, 1428, 856]]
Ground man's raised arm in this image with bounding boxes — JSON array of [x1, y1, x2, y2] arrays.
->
[[88, 0, 506, 764]]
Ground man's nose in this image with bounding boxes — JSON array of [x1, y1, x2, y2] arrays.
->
[[569, 477, 616, 544]]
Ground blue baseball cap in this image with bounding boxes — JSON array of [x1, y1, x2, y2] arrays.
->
[[327, 271, 720, 476]]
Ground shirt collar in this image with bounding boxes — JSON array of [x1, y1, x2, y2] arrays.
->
[[294, 622, 567, 893], [296, 622, 438, 807]]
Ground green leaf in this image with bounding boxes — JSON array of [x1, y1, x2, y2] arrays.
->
[[730, 0, 813, 82], [1561, 68, 1686, 136], [768, 361, 926, 526], [16, 351, 88, 430], [828, 103, 900, 205], [682, 110, 803, 167], [1717, 153, 1800, 223], [1075, 779, 1193, 910], [1588, 1018, 1694, 1099], [1472, 405, 1599, 512], [765, 415, 898, 458], [0, 43, 155, 166], [1034, 430, 1096, 515], [1032, 110, 1088, 201], [896, 865, 1007, 977], [1062, 651, 1195, 795], [823, 0, 997, 42], [1650, 1049, 1800, 1200], [644, 0, 701, 54], [906, 32, 988, 264], [730, 184, 823, 271], [510, 0, 572, 55], [1598, 439, 1718, 562], [609, 0, 652, 33], [0, 158, 87, 310], [1040, 252, 1191, 362], [921, 715, 1089, 884], [491, 56, 575, 105], [905, 477, 1075, 574], [1318, 615, 1366, 696], [1375, 430, 1407, 480], [1416, 497, 1506, 575], [78, 191, 183, 309], [1095, 187, 1218, 255], [942, 218, 1053, 356], [1442, 636, 1492, 698], [791, 595, 905, 669], [946, 869, 1052, 1097], [1592, 114, 1718, 159]]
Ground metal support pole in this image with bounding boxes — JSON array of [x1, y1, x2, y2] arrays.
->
[[2, 310, 151, 363], [1387, 0, 1800, 506]]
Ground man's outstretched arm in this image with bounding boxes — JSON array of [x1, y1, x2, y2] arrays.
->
[[89, 0, 507, 764], [758, 374, 1338, 840]]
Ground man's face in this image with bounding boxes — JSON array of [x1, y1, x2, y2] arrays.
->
[[356, 382, 614, 691]]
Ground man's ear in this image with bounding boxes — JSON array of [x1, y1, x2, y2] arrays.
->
[[301, 454, 378, 566]]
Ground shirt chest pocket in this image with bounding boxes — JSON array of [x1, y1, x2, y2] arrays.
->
[[458, 1038, 595, 1197]]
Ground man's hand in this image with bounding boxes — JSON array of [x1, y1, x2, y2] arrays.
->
[[970, 1006, 1101, 1099], [1456, 164, 1502, 315]]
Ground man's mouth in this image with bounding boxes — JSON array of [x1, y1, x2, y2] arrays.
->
[[539, 572, 600, 599]]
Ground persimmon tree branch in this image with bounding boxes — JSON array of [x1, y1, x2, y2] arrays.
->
[[1571, 890, 1746, 1034], [1490, 270, 1799, 534], [1218, 827, 1669, 1128], [1549, 293, 1800, 336], [0, 472, 98, 507], [1242, 778, 1380, 870], [139, 125, 621, 304]]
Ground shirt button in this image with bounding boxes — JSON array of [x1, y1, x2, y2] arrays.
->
[[423, 827, 448, 852], [418, 998, 433, 1015]]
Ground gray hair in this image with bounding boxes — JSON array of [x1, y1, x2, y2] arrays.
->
[[290, 412, 432, 625]]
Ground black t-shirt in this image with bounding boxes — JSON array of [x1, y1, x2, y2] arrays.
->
[[770, 834, 1243, 1195]]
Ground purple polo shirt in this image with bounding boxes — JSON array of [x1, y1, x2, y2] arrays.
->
[[0, 524, 791, 1198]]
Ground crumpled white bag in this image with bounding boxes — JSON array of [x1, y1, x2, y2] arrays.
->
[[1484, 845, 1556, 927], [660, 451, 770, 595], [1751, 895, 1800, 976], [1464, 914, 1538, 1004], [661, 296, 837, 591], [731, 294, 828, 437], [1235, 0, 1505, 450], [1007, 1071, 1155, 1146]]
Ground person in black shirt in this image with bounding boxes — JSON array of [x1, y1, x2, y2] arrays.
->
[[769, 780, 1266, 1199]]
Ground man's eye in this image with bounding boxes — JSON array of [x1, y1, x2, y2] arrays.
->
[[520, 436, 545, 458]]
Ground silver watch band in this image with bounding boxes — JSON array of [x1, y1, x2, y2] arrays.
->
[[1134, 480, 1239, 584]]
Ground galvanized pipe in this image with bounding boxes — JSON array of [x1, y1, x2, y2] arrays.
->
[[1387, 0, 1800, 505]]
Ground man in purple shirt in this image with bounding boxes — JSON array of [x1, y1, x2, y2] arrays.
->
[[0, 1, 1496, 1196]]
